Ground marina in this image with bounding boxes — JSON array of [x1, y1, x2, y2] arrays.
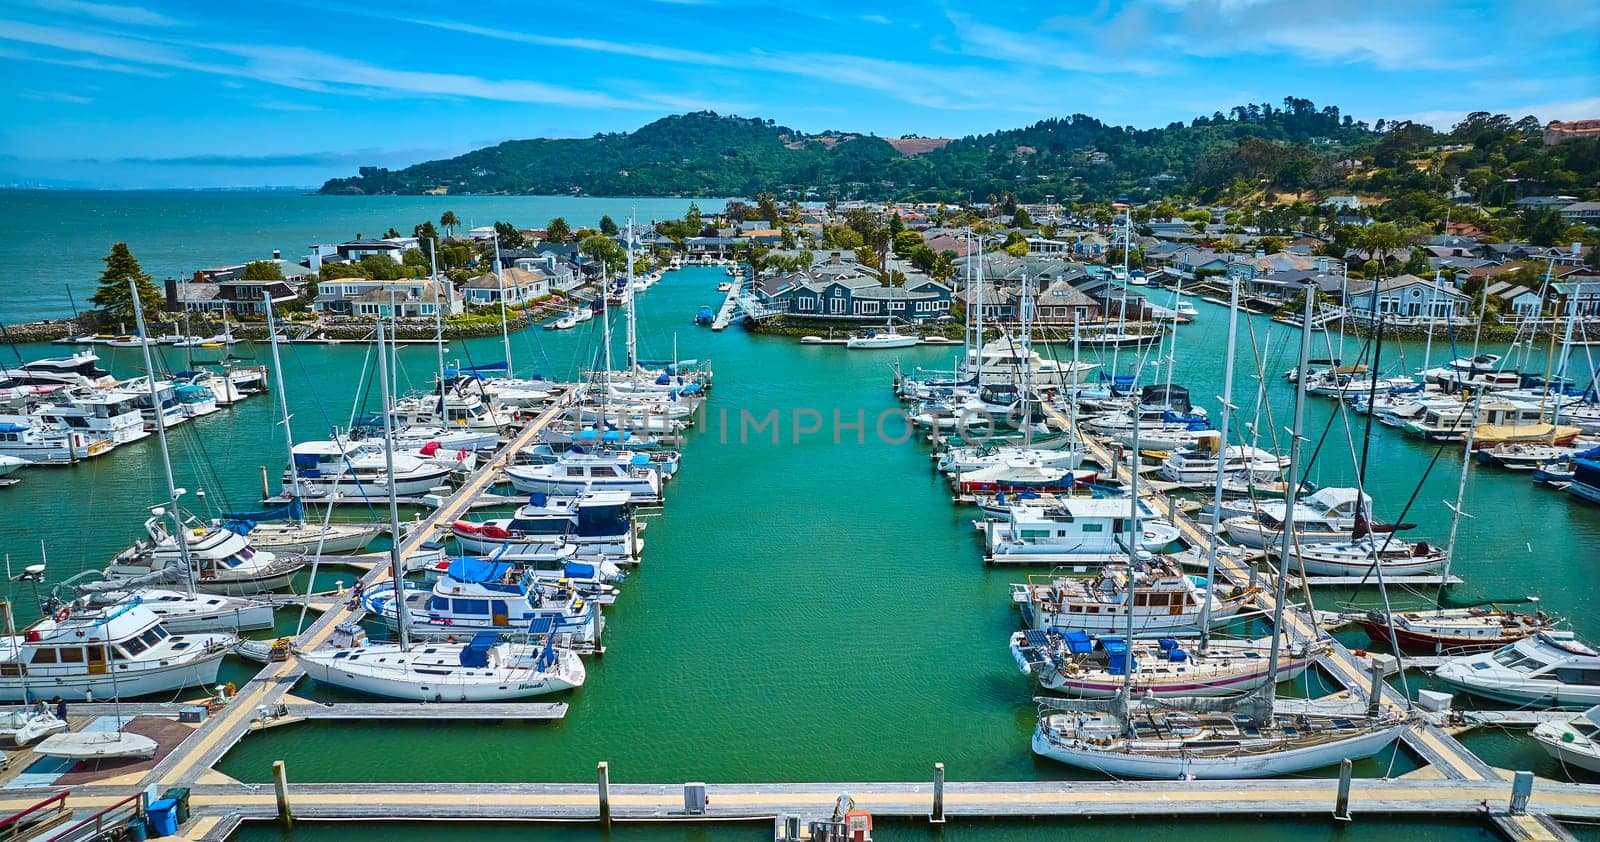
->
[[0, 195, 1597, 841]]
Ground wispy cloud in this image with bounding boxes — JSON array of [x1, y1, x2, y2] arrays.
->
[[19, 89, 91, 104], [1404, 95, 1600, 129], [861, 14, 890, 25], [0, 18, 683, 110], [25, 0, 176, 27], [0, 43, 169, 76]]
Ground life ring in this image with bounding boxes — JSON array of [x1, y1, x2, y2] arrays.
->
[[54, 607, 70, 623]]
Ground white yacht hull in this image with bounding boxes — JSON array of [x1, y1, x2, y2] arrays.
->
[[0, 648, 226, 701], [297, 650, 583, 701]]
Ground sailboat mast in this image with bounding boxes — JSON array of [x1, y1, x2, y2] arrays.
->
[[431, 239, 445, 411], [263, 291, 302, 507], [1068, 323, 1081, 448], [1020, 273, 1033, 448], [129, 280, 196, 598], [625, 217, 639, 375], [495, 237, 512, 379], [974, 233, 984, 372], [1119, 387, 1142, 717], [601, 260, 614, 385], [374, 320, 410, 648], [1200, 278, 1241, 652], [1264, 281, 1317, 709]]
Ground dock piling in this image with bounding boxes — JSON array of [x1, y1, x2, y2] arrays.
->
[[931, 762, 945, 824], [272, 760, 292, 829], [1511, 771, 1534, 816], [1333, 758, 1353, 822], [597, 761, 611, 826]]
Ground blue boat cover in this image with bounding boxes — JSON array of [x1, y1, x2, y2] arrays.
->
[[630, 453, 651, 466], [459, 632, 497, 667], [448, 557, 516, 584], [528, 492, 549, 506], [528, 616, 556, 635], [563, 561, 596, 580]]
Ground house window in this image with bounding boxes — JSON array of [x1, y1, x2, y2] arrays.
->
[[829, 296, 846, 315]]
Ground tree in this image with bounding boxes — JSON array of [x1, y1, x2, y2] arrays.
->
[[599, 215, 619, 236], [892, 230, 924, 257], [414, 221, 439, 264], [1401, 247, 1432, 276], [545, 218, 572, 242], [89, 243, 162, 327], [580, 234, 624, 267], [439, 211, 460, 237], [1011, 207, 1033, 229], [755, 192, 780, 224], [320, 261, 370, 281], [685, 202, 702, 233], [241, 260, 284, 281], [360, 254, 404, 281], [493, 221, 525, 249], [383, 227, 401, 239], [1358, 222, 1402, 270]]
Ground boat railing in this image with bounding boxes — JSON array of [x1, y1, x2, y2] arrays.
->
[[44, 791, 143, 842], [0, 790, 71, 842]]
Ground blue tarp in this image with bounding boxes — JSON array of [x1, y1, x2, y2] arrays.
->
[[447, 557, 516, 584], [563, 561, 596, 580]]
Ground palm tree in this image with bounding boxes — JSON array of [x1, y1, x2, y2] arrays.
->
[[440, 211, 460, 238]]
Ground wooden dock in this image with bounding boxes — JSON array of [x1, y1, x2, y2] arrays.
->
[[711, 277, 742, 331]]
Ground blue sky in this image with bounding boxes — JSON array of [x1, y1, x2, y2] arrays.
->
[[0, 0, 1596, 188]]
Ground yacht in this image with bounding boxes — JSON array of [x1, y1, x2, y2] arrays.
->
[[1011, 560, 1256, 637], [1531, 706, 1600, 773], [962, 338, 1099, 387], [173, 382, 220, 419], [0, 352, 115, 390], [286, 439, 455, 498], [220, 499, 382, 555], [1156, 434, 1286, 486], [521, 445, 680, 480], [0, 415, 113, 464], [952, 459, 1095, 495], [505, 453, 662, 502], [362, 558, 604, 645], [121, 378, 188, 432], [936, 441, 1085, 475], [1475, 442, 1580, 471], [0, 602, 234, 701], [104, 512, 306, 594], [392, 388, 512, 434], [1221, 487, 1372, 549], [981, 500, 1184, 565], [1274, 535, 1446, 578], [1010, 629, 1316, 698], [296, 623, 585, 702], [451, 490, 642, 558], [1357, 601, 1555, 653], [1434, 631, 1600, 707], [34, 390, 148, 446]]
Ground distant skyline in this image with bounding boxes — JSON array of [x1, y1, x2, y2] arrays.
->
[[1, 0, 1596, 189]]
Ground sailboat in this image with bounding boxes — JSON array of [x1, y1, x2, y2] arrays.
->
[[294, 320, 587, 701], [1031, 281, 1409, 779], [847, 261, 918, 349]]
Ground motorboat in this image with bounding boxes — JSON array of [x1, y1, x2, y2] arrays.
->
[[505, 453, 662, 502], [103, 512, 305, 594], [1010, 630, 1316, 698], [0, 416, 112, 464], [1221, 487, 1372, 549], [1156, 433, 1286, 486], [286, 439, 455, 499], [0, 352, 115, 390], [451, 491, 642, 558], [1531, 706, 1600, 773], [295, 623, 585, 702], [981, 500, 1185, 565], [521, 444, 680, 480], [362, 558, 604, 644], [120, 377, 189, 432], [0, 454, 24, 477], [961, 338, 1100, 387], [0, 602, 234, 701], [936, 441, 1085, 475], [66, 587, 276, 634], [1011, 560, 1256, 637], [34, 390, 148, 446], [392, 388, 512, 434], [547, 306, 594, 330], [1434, 631, 1600, 707]]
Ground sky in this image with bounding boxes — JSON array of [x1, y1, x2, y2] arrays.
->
[[0, 0, 1596, 189]]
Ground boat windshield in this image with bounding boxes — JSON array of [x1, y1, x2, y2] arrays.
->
[[1492, 647, 1546, 673]]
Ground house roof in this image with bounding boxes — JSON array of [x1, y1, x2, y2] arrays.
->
[[175, 282, 220, 302]]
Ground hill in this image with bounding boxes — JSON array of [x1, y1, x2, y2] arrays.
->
[[319, 102, 1600, 206]]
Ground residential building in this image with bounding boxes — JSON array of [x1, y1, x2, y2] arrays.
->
[[1559, 201, 1600, 223], [1347, 274, 1470, 322], [459, 268, 550, 307], [315, 279, 460, 317]]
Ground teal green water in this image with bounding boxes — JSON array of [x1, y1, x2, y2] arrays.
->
[[2, 193, 1598, 836]]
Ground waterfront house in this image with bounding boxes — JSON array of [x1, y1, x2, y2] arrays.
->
[[1347, 274, 1469, 323], [460, 268, 550, 307], [316, 279, 460, 317], [766, 272, 952, 322], [162, 252, 312, 316]]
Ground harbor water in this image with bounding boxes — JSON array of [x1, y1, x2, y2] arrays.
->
[[2, 191, 1598, 832]]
